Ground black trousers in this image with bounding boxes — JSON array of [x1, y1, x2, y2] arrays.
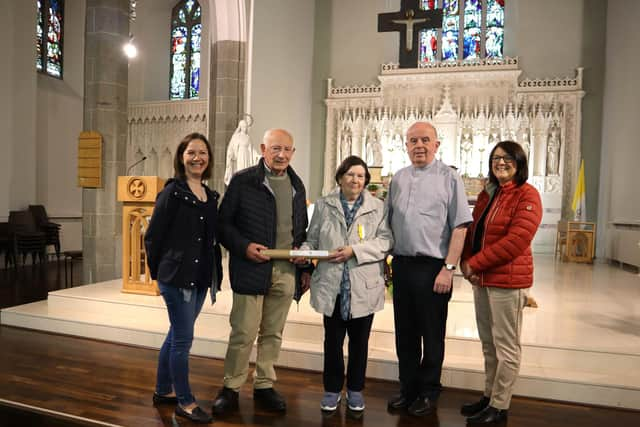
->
[[392, 256, 451, 401], [323, 296, 374, 393]]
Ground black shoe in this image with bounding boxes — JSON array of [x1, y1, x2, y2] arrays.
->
[[466, 406, 508, 424], [152, 392, 178, 405], [407, 396, 437, 417], [461, 396, 490, 416], [175, 405, 213, 424], [212, 387, 239, 415], [254, 388, 287, 412], [387, 392, 413, 411]]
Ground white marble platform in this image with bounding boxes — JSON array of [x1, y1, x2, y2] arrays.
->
[[2, 255, 640, 409]]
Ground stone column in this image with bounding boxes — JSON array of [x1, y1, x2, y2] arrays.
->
[[82, 0, 129, 283], [209, 40, 246, 194]]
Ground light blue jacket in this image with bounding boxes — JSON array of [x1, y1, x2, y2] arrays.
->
[[302, 189, 394, 319]]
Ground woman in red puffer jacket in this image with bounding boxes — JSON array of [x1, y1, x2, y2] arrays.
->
[[459, 140, 542, 425]]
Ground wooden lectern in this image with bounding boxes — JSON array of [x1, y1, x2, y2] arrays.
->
[[117, 176, 165, 295]]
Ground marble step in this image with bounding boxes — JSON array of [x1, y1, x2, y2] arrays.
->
[[2, 294, 639, 410]]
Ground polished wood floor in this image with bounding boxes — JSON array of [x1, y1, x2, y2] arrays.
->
[[1, 263, 639, 426]]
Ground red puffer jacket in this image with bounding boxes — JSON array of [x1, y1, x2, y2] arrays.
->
[[462, 181, 542, 288]]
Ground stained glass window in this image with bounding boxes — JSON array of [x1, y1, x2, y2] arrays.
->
[[170, 0, 201, 100], [35, 0, 64, 78], [486, 0, 504, 58], [418, 0, 505, 65]]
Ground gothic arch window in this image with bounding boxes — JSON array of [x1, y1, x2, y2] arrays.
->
[[419, 0, 504, 64], [170, 0, 202, 99], [36, 0, 64, 78]]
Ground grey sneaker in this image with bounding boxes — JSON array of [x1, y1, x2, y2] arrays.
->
[[347, 390, 365, 411], [320, 392, 341, 411]]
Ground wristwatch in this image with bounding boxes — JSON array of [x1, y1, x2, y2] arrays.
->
[[444, 263, 457, 271]]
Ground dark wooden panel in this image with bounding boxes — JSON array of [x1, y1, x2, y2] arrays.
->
[[0, 326, 639, 427]]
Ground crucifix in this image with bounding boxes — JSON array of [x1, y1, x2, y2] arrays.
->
[[378, 0, 443, 68]]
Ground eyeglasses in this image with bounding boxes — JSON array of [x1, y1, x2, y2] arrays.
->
[[491, 155, 515, 164], [268, 146, 295, 154]]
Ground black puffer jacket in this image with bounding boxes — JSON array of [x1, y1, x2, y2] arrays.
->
[[218, 159, 308, 297], [145, 178, 223, 291]]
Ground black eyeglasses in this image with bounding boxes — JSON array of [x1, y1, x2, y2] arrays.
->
[[491, 155, 515, 164]]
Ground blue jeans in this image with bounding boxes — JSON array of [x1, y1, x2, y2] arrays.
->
[[156, 282, 207, 406]]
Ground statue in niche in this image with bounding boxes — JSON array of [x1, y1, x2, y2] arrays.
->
[[365, 130, 383, 166], [340, 129, 353, 161], [388, 133, 407, 175], [460, 128, 474, 177], [546, 126, 561, 176], [224, 119, 260, 186], [520, 129, 531, 160]]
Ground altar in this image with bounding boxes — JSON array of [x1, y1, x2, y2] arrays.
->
[[323, 58, 585, 253]]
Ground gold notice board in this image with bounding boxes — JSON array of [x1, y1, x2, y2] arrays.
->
[[78, 131, 103, 188]]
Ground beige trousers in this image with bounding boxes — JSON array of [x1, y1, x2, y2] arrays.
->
[[223, 261, 295, 390], [473, 285, 527, 410]]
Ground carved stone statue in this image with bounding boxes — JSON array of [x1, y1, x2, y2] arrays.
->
[[546, 127, 561, 176], [224, 119, 260, 186], [365, 131, 384, 166], [340, 129, 353, 161], [520, 129, 531, 160]]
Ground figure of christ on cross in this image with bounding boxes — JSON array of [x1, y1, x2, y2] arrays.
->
[[378, 0, 443, 68]]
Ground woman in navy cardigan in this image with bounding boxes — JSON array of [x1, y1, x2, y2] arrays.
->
[[144, 132, 222, 424]]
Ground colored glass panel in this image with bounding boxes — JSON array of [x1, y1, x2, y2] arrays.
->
[[486, 0, 504, 58], [419, 29, 438, 63], [171, 26, 187, 55], [190, 52, 200, 99], [486, 0, 505, 27], [186, 0, 194, 14], [178, 8, 186, 23], [36, 0, 44, 70], [420, 0, 438, 10], [191, 23, 201, 53], [463, 27, 481, 59], [171, 53, 187, 99], [485, 26, 503, 58], [441, 0, 459, 61], [194, 6, 201, 20], [464, 0, 481, 28]]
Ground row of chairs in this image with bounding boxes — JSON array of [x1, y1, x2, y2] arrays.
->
[[0, 205, 61, 269]]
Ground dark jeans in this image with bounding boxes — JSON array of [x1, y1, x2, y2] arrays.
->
[[156, 282, 207, 406], [392, 256, 451, 401], [323, 296, 374, 393]]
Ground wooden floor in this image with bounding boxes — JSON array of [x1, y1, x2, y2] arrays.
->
[[1, 263, 639, 426]]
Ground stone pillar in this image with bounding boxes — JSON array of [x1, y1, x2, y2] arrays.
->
[[209, 40, 247, 194], [82, 0, 129, 283]]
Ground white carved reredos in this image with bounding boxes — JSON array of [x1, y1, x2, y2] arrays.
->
[[323, 57, 584, 221], [127, 99, 208, 178]]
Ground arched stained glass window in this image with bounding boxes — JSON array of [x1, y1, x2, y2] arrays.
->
[[36, 0, 64, 78], [419, 0, 504, 64], [170, 0, 202, 100]]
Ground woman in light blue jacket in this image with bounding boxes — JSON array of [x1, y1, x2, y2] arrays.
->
[[301, 156, 393, 413]]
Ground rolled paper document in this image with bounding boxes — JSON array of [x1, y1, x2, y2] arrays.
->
[[261, 249, 335, 259]]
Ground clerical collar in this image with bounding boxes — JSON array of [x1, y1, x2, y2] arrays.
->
[[412, 159, 436, 171]]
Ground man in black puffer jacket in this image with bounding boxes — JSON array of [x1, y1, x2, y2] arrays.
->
[[213, 128, 309, 415]]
